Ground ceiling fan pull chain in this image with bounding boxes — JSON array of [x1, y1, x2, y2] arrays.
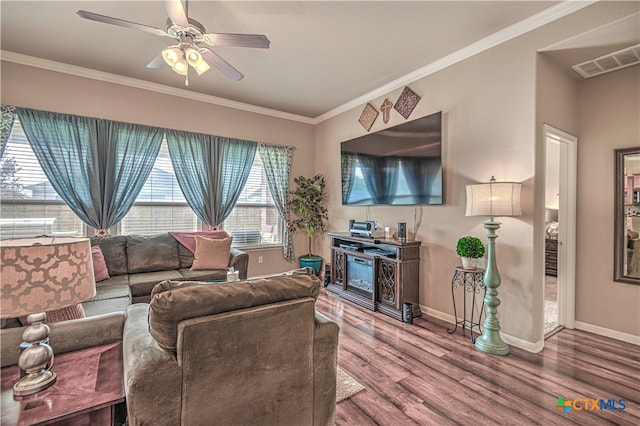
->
[[185, 72, 189, 86]]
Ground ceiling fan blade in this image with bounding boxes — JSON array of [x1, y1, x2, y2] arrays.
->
[[164, 0, 190, 28], [201, 48, 244, 81], [76, 10, 169, 37], [146, 54, 166, 70], [203, 33, 270, 49]]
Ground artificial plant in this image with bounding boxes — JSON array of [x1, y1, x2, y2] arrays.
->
[[288, 174, 329, 257]]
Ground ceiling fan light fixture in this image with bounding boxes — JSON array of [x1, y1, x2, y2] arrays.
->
[[185, 47, 203, 67], [77, 2, 269, 82], [162, 46, 182, 67], [194, 60, 211, 75], [172, 59, 189, 76]]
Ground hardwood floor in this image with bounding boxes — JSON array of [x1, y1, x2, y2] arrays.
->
[[315, 289, 640, 426]]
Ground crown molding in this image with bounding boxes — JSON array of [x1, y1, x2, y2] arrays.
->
[[314, 0, 597, 124], [0, 50, 316, 125]]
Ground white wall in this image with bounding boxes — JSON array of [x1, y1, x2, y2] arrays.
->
[[545, 142, 560, 210]]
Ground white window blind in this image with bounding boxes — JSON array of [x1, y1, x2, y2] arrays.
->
[[0, 119, 85, 238], [223, 153, 282, 246]]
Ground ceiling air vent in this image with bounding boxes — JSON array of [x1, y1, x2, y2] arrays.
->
[[572, 44, 640, 79]]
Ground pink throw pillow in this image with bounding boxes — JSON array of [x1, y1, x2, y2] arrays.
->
[[92, 245, 110, 282], [46, 304, 86, 323], [169, 230, 230, 253], [190, 236, 232, 271]]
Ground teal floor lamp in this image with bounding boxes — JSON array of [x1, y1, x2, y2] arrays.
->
[[465, 177, 522, 355]]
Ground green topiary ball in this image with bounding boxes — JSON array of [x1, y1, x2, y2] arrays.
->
[[456, 236, 485, 258]]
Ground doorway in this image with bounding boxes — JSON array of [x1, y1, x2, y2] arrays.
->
[[543, 124, 577, 337]]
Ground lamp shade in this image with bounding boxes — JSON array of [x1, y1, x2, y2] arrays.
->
[[172, 59, 189, 76], [162, 46, 182, 67], [1, 237, 96, 318], [185, 47, 203, 67], [465, 178, 522, 217]]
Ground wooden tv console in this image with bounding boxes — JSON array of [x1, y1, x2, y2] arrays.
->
[[326, 232, 421, 321]]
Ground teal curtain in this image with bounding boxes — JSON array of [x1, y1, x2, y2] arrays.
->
[[0, 105, 16, 159], [258, 143, 294, 260], [403, 157, 442, 204], [358, 154, 399, 204], [16, 108, 163, 234], [340, 152, 357, 204], [166, 130, 257, 228]]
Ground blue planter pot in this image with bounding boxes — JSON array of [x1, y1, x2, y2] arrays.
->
[[298, 255, 323, 275]]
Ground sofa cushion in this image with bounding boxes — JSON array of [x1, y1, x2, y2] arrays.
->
[[190, 236, 232, 271], [149, 269, 321, 351], [91, 246, 110, 282], [82, 297, 131, 317], [96, 274, 130, 287], [90, 283, 132, 302], [80, 282, 131, 317], [178, 244, 195, 269], [127, 234, 180, 274], [129, 270, 183, 298], [92, 235, 128, 276], [179, 268, 227, 282]]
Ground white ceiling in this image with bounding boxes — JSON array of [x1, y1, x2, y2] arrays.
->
[[0, 1, 635, 122]]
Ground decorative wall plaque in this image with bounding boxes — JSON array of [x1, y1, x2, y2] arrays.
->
[[380, 98, 393, 124], [394, 86, 421, 119], [358, 103, 379, 131]]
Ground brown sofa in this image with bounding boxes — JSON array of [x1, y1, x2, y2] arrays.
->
[[92, 232, 249, 304], [123, 269, 339, 426]]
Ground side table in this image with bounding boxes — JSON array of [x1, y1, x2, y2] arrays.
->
[[447, 267, 486, 343], [1, 342, 125, 426]]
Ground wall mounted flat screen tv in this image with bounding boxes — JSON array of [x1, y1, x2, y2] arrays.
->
[[341, 111, 443, 206]]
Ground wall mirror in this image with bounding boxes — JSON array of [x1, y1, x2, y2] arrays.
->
[[614, 147, 640, 284]]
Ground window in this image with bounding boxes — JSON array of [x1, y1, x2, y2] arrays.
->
[[122, 144, 282, 247], [0, 119, 85, 238], [120, 140, 198, 234], [222, 153, 282, 247]]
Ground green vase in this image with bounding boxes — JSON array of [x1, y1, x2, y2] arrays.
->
[[299, 255, 323, 275]]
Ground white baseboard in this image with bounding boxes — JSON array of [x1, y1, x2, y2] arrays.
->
[[574, 321, 640, 346], [502, 334, 544, 353], [420, 305, 456, 324], [420, 305, 544, 353]]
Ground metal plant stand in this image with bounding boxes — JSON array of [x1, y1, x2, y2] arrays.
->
[[448, 267, 486, 343]]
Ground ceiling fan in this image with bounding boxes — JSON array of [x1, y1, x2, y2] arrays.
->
[[76, 0, 270, 85]]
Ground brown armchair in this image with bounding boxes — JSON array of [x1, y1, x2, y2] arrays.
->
[[122, 269, 339, 426]]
